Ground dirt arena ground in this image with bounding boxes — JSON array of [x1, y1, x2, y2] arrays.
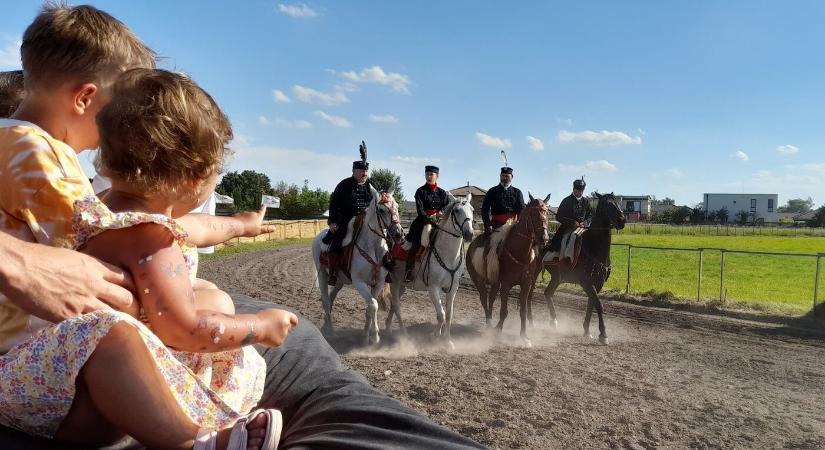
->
[[200, 244, 825, 449]]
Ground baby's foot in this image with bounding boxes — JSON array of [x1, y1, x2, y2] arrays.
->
[[214, 411, 270, 450]]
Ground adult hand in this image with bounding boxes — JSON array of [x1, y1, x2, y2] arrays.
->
[[484, 225, 493, 236], [235, 204, 276, 237], [329, 223, 339, 233], [0, 240, 136, 322]]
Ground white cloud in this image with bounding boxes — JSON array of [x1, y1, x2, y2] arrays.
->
[[313, 110, 352, 128], [339, 65, 412, 94], [525, 136, 544, 151], [230, 134, 254, 147], [752, 165, 825, 186], [258, 115, 270, 126], [667, 168, 687, 178], [558, 160, 618, 174], [637, 128, 647, 136], [369, 114, 399, 124], [271, 89, 290, 103], [270, 117, 312, 129], [277, 3, 318, 18], [776, 144, 799, 155], [474, 132, 512, 149], [334, 81, 359, 93], [0, 38, 21, 69], [733, 150, 749, 162], [556, 117, 573, 126], [392, 155, 441, 164], [292, 85, 349, 106], [556, 130, 642, 146]]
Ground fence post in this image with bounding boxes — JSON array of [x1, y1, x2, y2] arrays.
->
[[815, 254, 822, 312], [719, 250, 726, 302], [697, 248, 704, 300], [625, 244, 632, 294]]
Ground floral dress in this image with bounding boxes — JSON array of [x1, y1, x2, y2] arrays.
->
[[0, 196, 265, 438]]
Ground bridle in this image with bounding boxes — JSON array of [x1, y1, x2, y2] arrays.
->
[[504, 203, 548, 267], [423, 201, 471, 292]]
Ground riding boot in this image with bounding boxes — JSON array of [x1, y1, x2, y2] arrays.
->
[[404, 245, 418, 282]]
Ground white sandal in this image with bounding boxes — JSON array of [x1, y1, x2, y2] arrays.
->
[[194, 409, 283, 450]]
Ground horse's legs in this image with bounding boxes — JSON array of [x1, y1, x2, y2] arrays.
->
[[428, 284, 445, 338], [488, 281, 500, 327], [318, 269, 334, 334], [583, 282, 608, 345], [385, 279, 405, 334], [444, 287, 459, 350], [495, 283, 511, 331], [543, 273, 561, 329], [518, 278, 532, 347], [468, 266, 491, 326], [582, 283, 595, 339], [353, 280, 380, 346]]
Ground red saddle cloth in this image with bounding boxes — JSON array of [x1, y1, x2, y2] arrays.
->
[[390, 242, 425, 261], [320, 245, 355, 279]]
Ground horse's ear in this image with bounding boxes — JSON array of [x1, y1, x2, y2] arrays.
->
[[543, 193, 551, 204], [528, 192, 535, 202], [594, 192, 602, 199]]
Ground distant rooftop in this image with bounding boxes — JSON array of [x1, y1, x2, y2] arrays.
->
[[450, 185, 487, 196]]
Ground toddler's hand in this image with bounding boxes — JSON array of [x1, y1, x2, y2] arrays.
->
[[256, 308, 298, 347], [236, 205, 276, 237]]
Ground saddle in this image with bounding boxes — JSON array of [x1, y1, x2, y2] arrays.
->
[[543, 227, 586, 268], [319, 215, 366, 281], [390, 241, 426, 262]]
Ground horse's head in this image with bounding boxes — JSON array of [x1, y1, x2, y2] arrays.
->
[[375, 191, 403, 240], [525, 192, 550, 245], [593, 192, 626, 230], [448, 194, 475, 242]]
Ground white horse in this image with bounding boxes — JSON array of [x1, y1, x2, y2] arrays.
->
[[385, 195, 475, 349], [312, 189, 402, 346]]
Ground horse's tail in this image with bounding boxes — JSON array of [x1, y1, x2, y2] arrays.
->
[[376, 283, 390, 312]]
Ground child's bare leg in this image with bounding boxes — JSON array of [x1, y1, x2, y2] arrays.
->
[[193, 278, 235, 314], [54, 322, 268, 449]]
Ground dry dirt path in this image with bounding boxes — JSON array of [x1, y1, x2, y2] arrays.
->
[[199, 244, 825, 449]]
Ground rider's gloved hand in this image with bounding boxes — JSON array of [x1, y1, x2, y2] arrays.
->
[[329, 223, 339, 233], [484, 225, 493, 235]]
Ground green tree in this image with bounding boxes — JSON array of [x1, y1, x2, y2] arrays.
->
[[270, 180, 330, 219], [706, 210, 718, 223], [735, 210, 750, 225], [778, 197, 814, 213], [216, 170, 274, 212], [717, 207, 729, 224], [671, 206, 691, 224], [369, 168, 405, 209], [808, 205, 825, 228], [689, 206, 704, 224]]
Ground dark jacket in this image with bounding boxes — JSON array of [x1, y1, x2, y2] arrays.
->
[[482, 184, 525, 229], [328, 177, 374, 227], [407, 184, 450, 245], [556, 193, 592, 229]]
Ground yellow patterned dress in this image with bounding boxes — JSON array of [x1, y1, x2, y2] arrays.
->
[[0, 120, 264, 438]]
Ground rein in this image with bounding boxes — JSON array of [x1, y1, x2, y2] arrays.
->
[[424, 203, 469, 292]]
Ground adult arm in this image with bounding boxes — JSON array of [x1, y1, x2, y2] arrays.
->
[[414, 187, 427, 218], [0, 231, 135, 322], [555, 197, 578, 227], [328, 181, 344, 227], [176, 204, 275, 247], [515, 189, 526, 215]]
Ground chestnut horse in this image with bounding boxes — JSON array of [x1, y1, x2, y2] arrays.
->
[[466, 194, 550, 346]]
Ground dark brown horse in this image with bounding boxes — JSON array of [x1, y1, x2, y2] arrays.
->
[[539, 192, 625, 344], [466, 195, 550, 346]]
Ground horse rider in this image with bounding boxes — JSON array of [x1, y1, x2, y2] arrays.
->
[[548, 177, 592, 253], [323, 147, 373, 285], [481, 166, 526, 235], [405, 165, 451, 282]]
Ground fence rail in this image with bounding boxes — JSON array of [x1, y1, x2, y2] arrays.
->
[[608, 243, 824, 312], [616, 223, 825, 237]]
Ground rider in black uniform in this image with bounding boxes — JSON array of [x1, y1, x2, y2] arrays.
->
[[481, 166, 526, 234], [405, 165, 450, 282], [548, 177, 592, 252]]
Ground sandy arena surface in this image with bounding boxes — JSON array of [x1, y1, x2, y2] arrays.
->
[[199, 243, 825, 449]]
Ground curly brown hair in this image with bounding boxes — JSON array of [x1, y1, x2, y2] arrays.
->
[[0, 70, 24, 118], [96, 68, 233, 197]]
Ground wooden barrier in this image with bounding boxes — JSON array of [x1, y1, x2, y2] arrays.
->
[[217, 219, 326, 249]]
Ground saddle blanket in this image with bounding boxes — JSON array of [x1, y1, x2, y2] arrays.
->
[[543, 227, 586, 268]]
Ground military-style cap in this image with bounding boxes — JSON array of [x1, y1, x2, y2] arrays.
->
[[573, 178, 586, 189], [425, 165, 439, 174], [501, 167, 513, 175], [353, 161, 369, 170]]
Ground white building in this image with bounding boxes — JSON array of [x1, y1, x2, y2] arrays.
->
[[703, 193, 778, 223], [616, 195, 652, 221]]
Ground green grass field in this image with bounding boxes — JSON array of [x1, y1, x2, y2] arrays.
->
[[594, 234, 825, 315]]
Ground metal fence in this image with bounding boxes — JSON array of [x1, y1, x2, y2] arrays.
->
[[616, 223, 825, 237], [608, 243, 824, 312]]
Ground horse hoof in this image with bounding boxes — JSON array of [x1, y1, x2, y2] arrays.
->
[[446, 340, 456, 351], [598, 336, 609, 345], [523, 338, 533, 348], [583, 333, 594, 340], [551, 319, 558, 329]]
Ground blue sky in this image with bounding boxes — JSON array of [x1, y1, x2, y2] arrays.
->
[[3, 1, 825, 207]]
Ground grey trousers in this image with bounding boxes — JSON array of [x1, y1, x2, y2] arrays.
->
[[0, 294, 485, 450]]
